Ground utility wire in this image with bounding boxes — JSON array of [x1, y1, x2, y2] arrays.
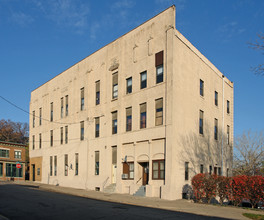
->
[[0, 95, 87, 125]]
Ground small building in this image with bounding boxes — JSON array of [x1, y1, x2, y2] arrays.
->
[[29, 6, 233, 200], [0, 141, 27, 181]]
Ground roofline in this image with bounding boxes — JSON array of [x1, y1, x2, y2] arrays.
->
[[0, 141, 27, 148], [31, 5, 176, 93]]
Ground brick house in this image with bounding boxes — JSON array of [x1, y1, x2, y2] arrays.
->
[[0, 141, 27, 181]]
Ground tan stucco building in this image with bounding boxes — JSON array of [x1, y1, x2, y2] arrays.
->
[[29, 6, 233, 200]]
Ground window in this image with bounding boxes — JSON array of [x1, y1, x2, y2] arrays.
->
[[6, 163, 23, 177], [185, 162, 189, 180], [33, 111, 35, 128], [64, 154, 68, 176], [126, 107, 132, 132], [39, 108, 42, 125], [0, 149, 9, 158], [140, 103, 147, 129], [227, 125, 230, 145], [199, 110, 204, 135], [112, 72, 118, 99], [50, 102, 53, 121], [50, 130, 53, 147], [95, 117, 100, 138], [215, 91, 218, 106], [95, 151, 99, 175], [218, 167, 221, 176], [200, 79, 204, 96], [50, 156, 53, 176], [54, 156, 57, 176], [126, 77, 132, 94], [153, 160, 165, 180], [227, 100, 230, 114], [32, 135, 35, 150], [214, 118, 218, 140], [65, 126, 68, 144], [60, 127, 63, 144], [112, 111, 117, 134], [14, 151, 21, 159], [0, 163, 3, 176], [227, 168, 229, 177], [155, 51, 164, 84], [140, 71, 147, 89], [155, 98, 163, 126], [214, 167, 217, 175], [61, 97, 64, 118], [65, 95, 69, 116], [75, 153, 79, 176], [123, 162, 134, 179], [80, 121, 84, 140], [200, 164, 204, 174], [95, 81, 100, 105], [37, 168, 40, 175], [209, 165, 212, 175], [80, 87, 84, 110], [39, 133, 42, 149]]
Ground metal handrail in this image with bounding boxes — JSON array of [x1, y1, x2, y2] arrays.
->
[[136, 177, 142, 184], [102, 176, 109, 190]]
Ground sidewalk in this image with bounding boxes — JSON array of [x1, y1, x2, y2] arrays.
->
[[2, 181, 263, 220]]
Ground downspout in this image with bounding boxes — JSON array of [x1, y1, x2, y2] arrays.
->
[[165, 25, 174, 186], [221, 75, 225, 176]]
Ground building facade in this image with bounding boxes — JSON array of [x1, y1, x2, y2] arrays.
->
[[0, 141, 27, 181], [29, 6, 233, 200]]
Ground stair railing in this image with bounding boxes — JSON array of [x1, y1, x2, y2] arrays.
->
[[102, 176, 109, 190], [136, 177, 142, 184]]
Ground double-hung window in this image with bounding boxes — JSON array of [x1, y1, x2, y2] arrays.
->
[[112, 111, 117, 134], [95, 151, 99, 175], [126, 77, 132, 94], [153, 160, 165, 180], [140, 71, 147, 89], [50, 130, 53, 147], [80, 88, 84, 111], [95, 81, 100, 105], [126, 107, 132, 132], [80, 121, 84, 140], [155, 51, 164, 84], [155, 98, 163, 126], [140, 103, 147, 129], [112, 72, 118, 99], [95, 117, 100, 138], [199, 110, 204, 135], [65, 95, 69, 116], [214, 118, 218, 140], [50, 102, 53, 121], [61, 97, 64, 118], [200, 80, 204, 96], [215, 91, 218, 106]]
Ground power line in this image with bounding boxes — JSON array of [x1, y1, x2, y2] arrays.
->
[[0, 95, 85, 125]]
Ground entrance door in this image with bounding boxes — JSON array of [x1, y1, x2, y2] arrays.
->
[[112, 164, 117, 184], [141, 162, 149, 185], [32, 164, 35, 181]]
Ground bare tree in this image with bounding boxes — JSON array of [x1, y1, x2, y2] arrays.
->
[[0, 119, 29, 144], [233, 131, 264, 176], [249, 33, 264, 76]]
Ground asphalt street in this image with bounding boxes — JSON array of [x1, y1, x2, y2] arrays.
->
[[0, 184, 228, 220]]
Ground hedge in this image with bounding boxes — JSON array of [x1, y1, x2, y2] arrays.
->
[[191, 174, 264, 208]]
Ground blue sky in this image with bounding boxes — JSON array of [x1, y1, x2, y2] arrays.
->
[[0, 0, 263, 136]]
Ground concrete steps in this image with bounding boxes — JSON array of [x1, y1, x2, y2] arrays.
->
[[103, 183, 116, 193], [133, 185, 146, 197]]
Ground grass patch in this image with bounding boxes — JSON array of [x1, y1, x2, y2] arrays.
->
[[243, 213, 264, 220]]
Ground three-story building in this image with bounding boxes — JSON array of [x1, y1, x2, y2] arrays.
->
[[29, 6, 233, 200]]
